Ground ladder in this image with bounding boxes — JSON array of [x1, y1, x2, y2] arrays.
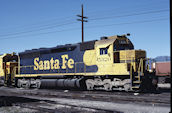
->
[[130, 58, 144, 90]]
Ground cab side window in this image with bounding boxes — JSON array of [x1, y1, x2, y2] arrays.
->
[[100, 48, 108, 55]]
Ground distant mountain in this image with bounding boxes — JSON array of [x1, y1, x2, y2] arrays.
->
[[153, 56, 170, 62]]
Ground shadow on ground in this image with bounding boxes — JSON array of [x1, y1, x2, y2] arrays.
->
[[0, 96, 40, 107]]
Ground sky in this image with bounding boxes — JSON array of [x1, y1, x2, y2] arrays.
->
[[0, 0, 170, 58]]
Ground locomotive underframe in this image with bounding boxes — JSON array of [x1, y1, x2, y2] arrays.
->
[[14, 75, 131, 91], [14, 73, 157, 92]]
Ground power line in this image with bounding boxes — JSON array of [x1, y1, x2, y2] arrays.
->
[[0, 16, 76, 31], [0, 8, 168, 38], [0, 27, 80, 40], [90, 9, 169, 21], [0, 18, 168, 41], [0, 0, 168, 39], [0, 21, 77, 37], [86, 0, 167, 16], [0, 3, 165, 33], [86, 18, 168, 29]]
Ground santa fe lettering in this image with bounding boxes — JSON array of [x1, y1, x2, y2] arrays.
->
[[34, 54, 74, 70]]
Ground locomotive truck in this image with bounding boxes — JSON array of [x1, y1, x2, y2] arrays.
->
[[0, 34, 157, 91]]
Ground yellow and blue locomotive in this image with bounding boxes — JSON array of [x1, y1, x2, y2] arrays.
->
[[0, 34, 157, 91]]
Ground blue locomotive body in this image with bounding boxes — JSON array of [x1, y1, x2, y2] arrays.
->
[[19, 41, 98, 75]]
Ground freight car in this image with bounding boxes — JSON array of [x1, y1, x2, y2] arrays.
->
[[0, 34, 157, 91], [152, 62, 171, 86]]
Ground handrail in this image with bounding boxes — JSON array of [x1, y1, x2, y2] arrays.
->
[[13, 57, 152, 75]]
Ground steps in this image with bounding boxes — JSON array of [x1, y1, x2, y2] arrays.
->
[[132, 73, 141, 90]]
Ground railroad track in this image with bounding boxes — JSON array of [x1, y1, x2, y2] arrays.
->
[[0, 94, 118, 113], [14, 101, 117, 113], [0, 86, 170, 113], [0, 87, 170, 107]]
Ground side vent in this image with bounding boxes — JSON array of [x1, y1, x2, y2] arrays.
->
[[80, 40, 96, 51]]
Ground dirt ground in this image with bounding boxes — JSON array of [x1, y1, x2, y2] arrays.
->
[[0, 87, 171, 113]]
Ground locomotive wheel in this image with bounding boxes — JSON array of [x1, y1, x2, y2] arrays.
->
[[104, 83, 112, 91], [124, 83, 131, 92], [22, 80, 30, 89], [86, 79, 94, 90], [17, 79, 30, 89], [86, 83, 94, 90]]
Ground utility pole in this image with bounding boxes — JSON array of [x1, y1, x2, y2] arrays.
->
[[77, 4, 88, 43]]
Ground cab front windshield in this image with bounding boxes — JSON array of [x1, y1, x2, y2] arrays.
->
[[113, 39, 134, 51]]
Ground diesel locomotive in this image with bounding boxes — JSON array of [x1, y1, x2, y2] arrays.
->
[[0, 34, 157, 91]]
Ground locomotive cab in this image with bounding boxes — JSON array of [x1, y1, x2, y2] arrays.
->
[[86, 34, 156, 91], [95, 34, 146, 75]]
